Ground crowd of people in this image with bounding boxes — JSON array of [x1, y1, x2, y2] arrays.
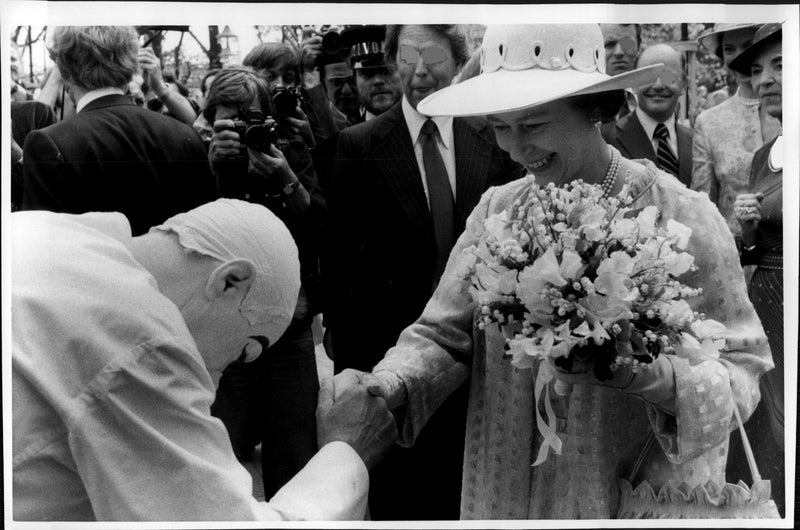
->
[[9, 21, 784, 522]]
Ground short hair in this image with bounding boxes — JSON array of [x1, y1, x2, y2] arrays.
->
[[565, 90, 626, 122], [384, 25, 470, 69], [202, 66, 273, 124], [49, 26, 138, 90], [243, 42, 300, 76], [200, 68, 221, 96]]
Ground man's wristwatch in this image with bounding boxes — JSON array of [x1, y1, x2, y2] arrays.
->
[[281, 179, 301, 196]]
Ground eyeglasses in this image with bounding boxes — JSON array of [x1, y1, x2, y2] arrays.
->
[[399, 45, 448, 66], [654, 69, 682, 85]]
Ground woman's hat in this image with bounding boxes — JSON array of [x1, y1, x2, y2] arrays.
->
[[728, 23, 782, 75], [417, 24, 662, 117], [697, 23, 761, 58]]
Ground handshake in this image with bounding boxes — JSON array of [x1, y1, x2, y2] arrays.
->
[[316, 369, 398, 469]]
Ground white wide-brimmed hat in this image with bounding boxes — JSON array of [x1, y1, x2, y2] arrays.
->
[[417, 24, 663, 117], [697, 23, 761, 58]]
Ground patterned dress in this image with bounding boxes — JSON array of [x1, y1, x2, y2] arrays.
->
[[728, 136, 784, 515], [374, 159, 773, 519], [691, 89, 781, 239]]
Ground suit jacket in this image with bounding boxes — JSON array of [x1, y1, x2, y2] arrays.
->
[[11, 101, 56, 208], [21, 94, 217, 235], [610, 111, 693, 187], [322, 101, 521, 520], [323, 102, 522, 372]]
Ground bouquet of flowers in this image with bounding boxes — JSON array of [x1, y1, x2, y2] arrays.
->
[[454, 178, 726, 463]]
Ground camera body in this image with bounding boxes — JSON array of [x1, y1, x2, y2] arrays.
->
[[232, 108, 278, 155], [271, 86, 304, 115]]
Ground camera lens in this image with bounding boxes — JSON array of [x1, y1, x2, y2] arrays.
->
[[322, 31, 343, 53], [245, 125, 270, 151], [147, 98, 164, 112], [272, 89, 298, 115]]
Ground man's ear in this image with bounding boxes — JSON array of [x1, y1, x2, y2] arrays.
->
[[205, 259, 257, 302]]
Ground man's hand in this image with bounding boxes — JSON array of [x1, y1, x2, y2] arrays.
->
[[208, 119, 243, 164], [317, 371, 397, 470], [300, 33, 324, 73], [281, 107, 315, 148], [248, 144, 296, 184], [138, 47, 167, 97]]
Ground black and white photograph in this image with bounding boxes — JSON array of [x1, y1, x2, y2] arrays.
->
[[2, 2, 798, 527]]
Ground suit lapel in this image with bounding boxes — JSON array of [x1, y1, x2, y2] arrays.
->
[[617, 113, 657, 163], [372, 105, 432, 236], [453, 118, 492, 230], [677, 125, 693, 185]]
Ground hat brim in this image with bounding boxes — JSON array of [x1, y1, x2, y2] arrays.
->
[[697, 23, 761, 55], [728, 29, 782, 75], [417, 64, 663, 117]]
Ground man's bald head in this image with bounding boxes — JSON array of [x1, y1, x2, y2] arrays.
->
[[634, 43, 686, 123]]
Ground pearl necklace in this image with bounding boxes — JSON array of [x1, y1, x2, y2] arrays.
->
[[601, 147, 620, 197]]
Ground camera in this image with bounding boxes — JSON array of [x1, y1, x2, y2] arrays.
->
[[232, 108, 278, 154], [271, 86, 303, 115]]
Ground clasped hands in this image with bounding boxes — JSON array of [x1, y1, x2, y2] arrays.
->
[[316, 369, 397, 470]]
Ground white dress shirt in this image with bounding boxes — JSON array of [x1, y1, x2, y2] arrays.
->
[[636, 106, 678, 159], [402, 95, 456, 204], [76, 87, 125, 113]]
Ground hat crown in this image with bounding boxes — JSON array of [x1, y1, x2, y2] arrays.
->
[[481, 24, 605, 75]]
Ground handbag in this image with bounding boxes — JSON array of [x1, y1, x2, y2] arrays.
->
[[617, 405, 781, 519]]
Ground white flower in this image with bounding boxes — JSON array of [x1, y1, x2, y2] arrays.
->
[[596, 250, 635, 277], [636, 206, 659, 238], [609, 218, 637, 241], [661, 299, 695, 327], [484, 210, 510, 241], [662, 250, 694, 276], [559, 248, 586, 281], [690, 319, 727, 340], [667, 219, 692, 249]]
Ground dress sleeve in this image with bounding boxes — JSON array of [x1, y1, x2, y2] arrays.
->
[[690, 116, 719, 205], [641, 183, 773, 463], [68, 339, 367, 521], [373, 185, 503, 446]]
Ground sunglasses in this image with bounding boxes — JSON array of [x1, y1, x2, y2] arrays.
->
[[654, 70, 681, 85], [399, 45, 448, 66]]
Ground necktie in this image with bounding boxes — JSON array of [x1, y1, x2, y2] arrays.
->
[[420, 119, 455, 282], [654, 122, 680, 177]]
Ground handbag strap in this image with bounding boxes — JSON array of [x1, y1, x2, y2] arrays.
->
[[628, 405, 762, 483]]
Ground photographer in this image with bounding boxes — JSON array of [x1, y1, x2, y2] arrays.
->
[[243, 42, 316, 148], [204, 66, 327, 500], [300, 27, 361, 128]]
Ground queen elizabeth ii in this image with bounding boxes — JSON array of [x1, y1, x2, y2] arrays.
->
[[341, 24, 772, 519]]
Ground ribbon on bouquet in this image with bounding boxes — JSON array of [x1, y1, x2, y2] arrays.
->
[[531, 360, 563, 466]]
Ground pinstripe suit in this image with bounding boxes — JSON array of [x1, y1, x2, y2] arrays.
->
[[322, 101, 521, 519]]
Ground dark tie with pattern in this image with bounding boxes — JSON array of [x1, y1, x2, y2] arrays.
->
[[420, 119, 455, 282], [654, 122, 680, 177]]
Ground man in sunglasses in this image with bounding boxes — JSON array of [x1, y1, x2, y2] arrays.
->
[[610, 43, 694, 186], [321, 24, 521, 520]]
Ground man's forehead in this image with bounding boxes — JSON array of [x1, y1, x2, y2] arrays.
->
[[601, 24, 637, 40]]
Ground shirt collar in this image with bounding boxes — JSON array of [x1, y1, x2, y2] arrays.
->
[[76, 87, 125, 113], [769, 135, 783, 172], [402, 95, 454, 150], [635, 106, 676, 141]]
